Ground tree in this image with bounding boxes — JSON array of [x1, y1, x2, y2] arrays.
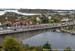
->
[[43, 42, 52, 51], [40, 13, 49, 23], [50, 16, 61, 23], [2, 36, 24, 51], [50, 14, 62, 23], [64, 47, 71, 51], [0, 49, 1, 51]]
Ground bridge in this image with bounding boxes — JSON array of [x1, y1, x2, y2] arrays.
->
[[0, 21, 75, 42], [0, 21, 75, 32]]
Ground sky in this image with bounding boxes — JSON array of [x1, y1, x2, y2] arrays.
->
[[0, 0, 75, 9]]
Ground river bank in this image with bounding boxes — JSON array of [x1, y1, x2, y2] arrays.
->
[[50, 29, 75, 35], [60, 29, 75, 35]]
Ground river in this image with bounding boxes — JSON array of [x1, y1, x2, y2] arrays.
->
[[0, 9, 40, 15], [22, 31, 75, 50]]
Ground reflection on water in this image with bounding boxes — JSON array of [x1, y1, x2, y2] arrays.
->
[[23, 31, 75, 49]]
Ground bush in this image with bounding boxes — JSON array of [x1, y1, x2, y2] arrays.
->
[[42, 42, 52, 51], [2, 36, 24, 51], [64, 47, 71, 51]]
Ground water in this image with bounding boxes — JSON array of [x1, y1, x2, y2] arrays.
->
[[22, 31, 75, 50], [0, 10, 40, 15]]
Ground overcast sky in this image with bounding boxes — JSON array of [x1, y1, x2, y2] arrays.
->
[[0, 0, 75, 9]]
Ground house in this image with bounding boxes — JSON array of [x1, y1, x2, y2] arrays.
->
[[0, 22, 2, 25], [3, 21, 12, 26], [61, 17, 70, 22]]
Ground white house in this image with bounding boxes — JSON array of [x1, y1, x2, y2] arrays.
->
[[61, 17, 70, 22], [48, 16, 52, 19], [36, 17, 41, 21], [0, 22, 2, 25]]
